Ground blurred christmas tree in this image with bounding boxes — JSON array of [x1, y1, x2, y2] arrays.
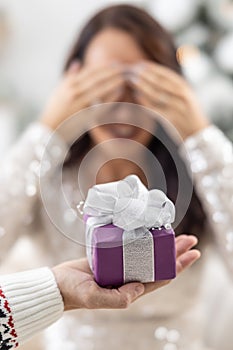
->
[[146, 0, 233, 141]]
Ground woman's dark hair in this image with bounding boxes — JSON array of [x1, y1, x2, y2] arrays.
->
[[64, 4, 206, 236], [65, 5, 182, 74]]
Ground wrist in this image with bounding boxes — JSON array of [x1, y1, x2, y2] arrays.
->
[[182, 119, 210, 140], [40, 113, 59, 131], [51, 266, 66, 308], [51, 266, 75, 312]]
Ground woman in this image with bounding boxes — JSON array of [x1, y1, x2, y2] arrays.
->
[[0, 4, 232, 350]]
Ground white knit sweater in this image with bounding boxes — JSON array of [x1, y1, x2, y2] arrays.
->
[[0, 268, 64, 349]]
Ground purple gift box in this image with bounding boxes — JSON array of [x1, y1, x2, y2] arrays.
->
[[84, 215, 176, 287], [82, 175, 177, 287]]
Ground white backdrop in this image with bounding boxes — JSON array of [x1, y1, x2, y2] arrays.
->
[[0, 0, 145, 109]]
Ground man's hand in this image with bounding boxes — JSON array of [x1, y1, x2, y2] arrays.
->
[[52, 234, 200, 311]]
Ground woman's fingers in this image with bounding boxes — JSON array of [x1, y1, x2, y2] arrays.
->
[[73, 64, 124, 93], [66, 63, 125, 107], [126, 61, 190, 121], [103, 86, 124, 103], [132, 91, 175, 125], [129, 76, 185, 116], [132, 65, 185, 100], [129, 77, 158, 106], [133, 92, 155, 111], [78, 75, 125, 107], [136, 61, 188, 90]]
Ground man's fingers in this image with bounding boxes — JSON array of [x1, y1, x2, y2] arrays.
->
[[118, 282, 145, 304], [175, 234, 188, 241], [176, 249, 201, 274], [176, 235, 198, 258], [89, 282, 145, 309], [143, 280, 170, 295]]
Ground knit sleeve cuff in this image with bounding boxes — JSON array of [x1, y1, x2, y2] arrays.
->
[[0, 267, 64, 347]]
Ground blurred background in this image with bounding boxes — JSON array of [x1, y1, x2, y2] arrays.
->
[[0, 1, 233, 349], [0, 0, 233, 159]]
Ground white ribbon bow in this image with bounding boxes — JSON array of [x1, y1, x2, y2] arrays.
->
[[84, 174, 175, 230]]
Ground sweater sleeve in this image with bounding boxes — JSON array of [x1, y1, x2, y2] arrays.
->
[[180, 125, 233, 274], [0, 267, 64, 349], [0, 122, 68, 262]]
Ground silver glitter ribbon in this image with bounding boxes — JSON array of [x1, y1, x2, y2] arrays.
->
[[83, 175, 175, 283]]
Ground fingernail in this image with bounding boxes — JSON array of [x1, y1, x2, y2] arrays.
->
[[135, 284, 144, 296]]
